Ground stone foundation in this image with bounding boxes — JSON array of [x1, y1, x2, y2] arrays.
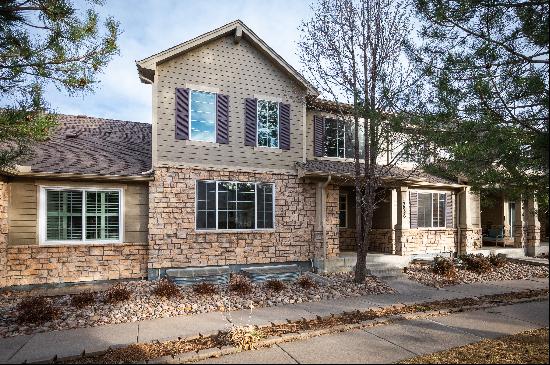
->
[[339, 228, 356, 252], [4, 243, 148, 286], [148, 167, 317, 277]]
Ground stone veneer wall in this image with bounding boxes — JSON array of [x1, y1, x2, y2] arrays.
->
[[339, 228, 395, 254], [4, 243, 148, 286], [0, 179, 8, 287], [148, 167, 317, 276], [459, 228, 483, 253], [396, 229, 458, 256], [339, 228, 356, 252], [325, 185, 340, 258]]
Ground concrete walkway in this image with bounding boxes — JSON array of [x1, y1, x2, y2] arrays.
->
[[198, 299, 549, 364], [0, 277, 547, 364]]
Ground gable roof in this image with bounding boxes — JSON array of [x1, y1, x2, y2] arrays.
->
[[136, 19, 319, 96], [9, 114, 152, 179]]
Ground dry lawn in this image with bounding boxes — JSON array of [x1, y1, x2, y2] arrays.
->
[[401, 327, 549, 364]]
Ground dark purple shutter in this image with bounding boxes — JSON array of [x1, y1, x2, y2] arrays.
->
[[313, 115, 325, 157], [244, 98, 257, 146], [279, 103, 290, 150], [410, 191, 418, 229], [175, 88, 190, 140], [445, 193, 453, 228], [216, 94, 229, 144]]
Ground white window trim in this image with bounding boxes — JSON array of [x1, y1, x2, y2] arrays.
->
[[189, 89, 217, 143], [38, 186, 124, 246], [195, 180, 276, 232], [339, 193, 348, 229], [256, 99, 280, 149], [415, 191, 446, 229]]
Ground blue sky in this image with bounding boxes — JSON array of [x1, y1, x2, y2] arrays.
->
[[44, 0, 314, 123]]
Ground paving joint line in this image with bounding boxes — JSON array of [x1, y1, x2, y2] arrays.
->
[[275, 343, 301, 364], [361, 327, 419, 356], [6, 334, 34, 362]]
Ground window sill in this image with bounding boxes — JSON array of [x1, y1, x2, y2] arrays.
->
[[181, 140, 221, 147], [194, 229, 276, 234], [253, 146, 282, 153], [315, 156, 363, 162], [38, 240, 125, 247]]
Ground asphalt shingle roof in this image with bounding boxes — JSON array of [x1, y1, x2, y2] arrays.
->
[[20, 114, 152, 176], [296, 160, 458, 185]]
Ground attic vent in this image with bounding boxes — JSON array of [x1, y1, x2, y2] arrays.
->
[[65, 132, 79, 139]]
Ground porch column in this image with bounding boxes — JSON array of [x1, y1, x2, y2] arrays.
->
[[313, 181, 340, 271], [513, 198, 526, 248], [458, 187, 482, 254], [525, 197, 541, 256], [394, 186, 409, 255]]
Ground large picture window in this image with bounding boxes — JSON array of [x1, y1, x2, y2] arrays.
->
[[324, 118, 365, 159], [196, 180, 275, 230], [417, 192, 446, 228], [41, 187, 122, 244], [190, 90, 217, 142], [257, 100, 279, 148]]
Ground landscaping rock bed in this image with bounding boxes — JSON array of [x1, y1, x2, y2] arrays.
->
[[405, 260, 549, 287], [0, 273, 394, 338]]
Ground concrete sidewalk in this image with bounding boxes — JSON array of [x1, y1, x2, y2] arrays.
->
[[199, 299, 550, 364], [0, 277, 547, 364]]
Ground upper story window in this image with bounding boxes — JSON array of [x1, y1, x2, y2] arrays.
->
[[417, 192, 446, 228], [196, 180, 275, 230], [324, 118, 365, 159], [257, 100, 279, 148], [41, 187, 122, 244], [190, 90, 217, 142]]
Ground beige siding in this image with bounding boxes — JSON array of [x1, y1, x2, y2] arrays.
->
[[7, 180, 148, 245], [155, 35, 307, 170]]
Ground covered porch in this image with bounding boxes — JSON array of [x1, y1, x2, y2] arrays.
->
[[297, 160, 483, 273], [480, 193, 544, 256]]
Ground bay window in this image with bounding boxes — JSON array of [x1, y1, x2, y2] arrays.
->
[[196, 180, 275, 230]]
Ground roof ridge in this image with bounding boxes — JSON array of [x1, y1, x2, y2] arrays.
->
[[54, 113, 151, 126]]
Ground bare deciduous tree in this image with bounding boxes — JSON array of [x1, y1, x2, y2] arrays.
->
[[299, 0, 421, 282]]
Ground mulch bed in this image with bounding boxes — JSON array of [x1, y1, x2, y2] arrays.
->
[[62, 288, 549, 364], [400, 327, 549, 364], [405, 260, 548, 287]]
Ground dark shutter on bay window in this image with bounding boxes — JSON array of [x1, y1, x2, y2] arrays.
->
[[175, 88, 190, 140], [244, 98, 257, 146], [216, 94, 229, 144], [279, 102, 290, 150], [313, 115, 325, 157], [445, 193, 453, 228], [410, 191, 418, 229]]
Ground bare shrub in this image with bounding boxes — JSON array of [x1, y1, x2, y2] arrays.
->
[[104, 283, 132, 304], [70, 291, 96, 308], [192, 282, 218, 295], [228, 275, 253, 295], [460, 254, 493, 274], [488, 253, 507, 268], [264, 279, 286, 292], [16, 296, 59, 324], [432, 256, 457, 278], [153, 278, 181, 299], [296, 275, 317, 289]]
